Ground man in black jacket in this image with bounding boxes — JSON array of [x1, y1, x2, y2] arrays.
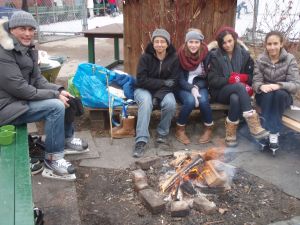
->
[[0, 11, 88, 180], [133, 28, 179, 157]]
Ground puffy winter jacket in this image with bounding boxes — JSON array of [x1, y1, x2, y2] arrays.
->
[[0, 21, 62, 125], [253, 48, 300, 94], [135, 42, 180, 99]]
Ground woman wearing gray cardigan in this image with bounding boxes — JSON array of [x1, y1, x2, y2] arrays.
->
[[253, 31, 300, 153]]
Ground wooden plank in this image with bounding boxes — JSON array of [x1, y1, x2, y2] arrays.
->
[[85, 103, 229, 112], [282, 116, 300, 133], [0, 131, 15, 225], [14, 125, 34, 225]]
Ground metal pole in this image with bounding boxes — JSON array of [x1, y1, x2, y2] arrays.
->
[[252, 0, 259, 43], [82, 0, 88, 31]]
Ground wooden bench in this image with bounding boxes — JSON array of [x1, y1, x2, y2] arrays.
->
[[87, 103, 300, 133], [86, 103, 229, 129], [0, 125, 34, 225]]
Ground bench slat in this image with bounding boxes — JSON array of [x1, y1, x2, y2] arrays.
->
[[14, 125, 34, 225], [282, 116, 300, 133], [0, 132, 15, 225]]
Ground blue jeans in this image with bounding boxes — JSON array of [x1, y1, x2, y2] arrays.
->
[[255, 90, 292, 133], [176, 87, 213, 125], [11, 99, 74, 160], [134, 88, 176, 143]]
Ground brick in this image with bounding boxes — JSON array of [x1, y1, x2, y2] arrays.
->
[[138, 189, 166, 214], [193, 196, 217, 214], [202, 161, 227, 187], [134, 180, 149, 192], [135, 156, 161, 170], [131, 169, 147, 182], [170, 201, 190, 217]]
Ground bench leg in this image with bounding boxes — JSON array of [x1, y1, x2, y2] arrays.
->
[[89, 110, 110, 130]]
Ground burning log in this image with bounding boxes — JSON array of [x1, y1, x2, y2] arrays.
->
[[160, 155, 204, 192], [202, 161, 227, 187]]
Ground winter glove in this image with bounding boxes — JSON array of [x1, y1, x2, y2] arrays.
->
[[163, 79, 175, 87], [191, 87, 201, 108], [228, 72, 249, 84], [243, 83, 254, 96]]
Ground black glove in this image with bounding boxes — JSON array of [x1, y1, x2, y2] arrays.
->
[[163, 79, 175, 87]]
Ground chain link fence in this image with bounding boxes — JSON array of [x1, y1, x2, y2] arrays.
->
[[30, 0, 87, 43]]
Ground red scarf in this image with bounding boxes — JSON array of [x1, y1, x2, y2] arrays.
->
[[178, 43, 208, 71]]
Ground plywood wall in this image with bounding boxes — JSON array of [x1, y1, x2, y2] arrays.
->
[[123, 0, 237, 75]]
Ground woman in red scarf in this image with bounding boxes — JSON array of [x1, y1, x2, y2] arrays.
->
[[175, 29, 214, 145]]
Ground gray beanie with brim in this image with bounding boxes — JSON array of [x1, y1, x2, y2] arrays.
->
[[185, 30, 204, 42], [151, 28, 171, 45], [9, 11, 37, 29]]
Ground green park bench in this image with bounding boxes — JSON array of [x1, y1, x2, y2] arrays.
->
[[0, 125, 34, 225]]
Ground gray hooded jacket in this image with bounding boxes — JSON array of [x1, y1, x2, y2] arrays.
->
[[253, 48, 300, 95], [0, 20, 62, 126]]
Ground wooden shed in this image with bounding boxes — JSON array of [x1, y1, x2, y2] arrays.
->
[[123, 0, 237, 75]]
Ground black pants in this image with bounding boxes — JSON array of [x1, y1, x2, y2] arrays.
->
[[255, 89, 292, 133], [216, 83, 252, 122]]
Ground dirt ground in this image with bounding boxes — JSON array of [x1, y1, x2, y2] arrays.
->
[[75, 164, 300, 225], [71, 114, 300, 225], [70, 44, 300, 225]]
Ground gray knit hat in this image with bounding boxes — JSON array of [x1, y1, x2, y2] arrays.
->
[[9, 11, 37, 29], [185, 30, 204, 42], [151, 28, 170, 45]]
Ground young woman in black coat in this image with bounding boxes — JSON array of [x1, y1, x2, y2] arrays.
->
[[207, 26, 269, 147]]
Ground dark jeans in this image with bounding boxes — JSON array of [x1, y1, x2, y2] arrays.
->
[[176, 87, 213, 125], [255, 90, 292, 133], [216, 83, 252, 122]]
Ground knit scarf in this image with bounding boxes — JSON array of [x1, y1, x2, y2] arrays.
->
[[216, 44, 244, 78], [178, 43, 208, 71]]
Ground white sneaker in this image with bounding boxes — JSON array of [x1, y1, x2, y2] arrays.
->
[[44, 158, 75, 175], [64, 137, 89, 155], [269, 133, 279, 152]]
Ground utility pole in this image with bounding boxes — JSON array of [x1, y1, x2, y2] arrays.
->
[[252, 0, 259, 43], [22, 0, 29, 12], [82, 0, 88, 31]]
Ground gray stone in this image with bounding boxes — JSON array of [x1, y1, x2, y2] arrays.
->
[[193, 196, 217, 213], [138, 189, 166, 214], [135, 156, 161, 170], [170, 200, 190, 217]]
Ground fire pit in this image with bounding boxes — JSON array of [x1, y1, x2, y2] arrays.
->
[[132, 148, 236, 217]]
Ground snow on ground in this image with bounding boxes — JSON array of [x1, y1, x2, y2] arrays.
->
[[39, 14, 123, 33]]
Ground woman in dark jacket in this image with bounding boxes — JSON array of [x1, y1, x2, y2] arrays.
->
[[253, 31, 300, 154], [207, 26, 268, 147], [175, 28, 214, 145], [133, 28, 179, 158]]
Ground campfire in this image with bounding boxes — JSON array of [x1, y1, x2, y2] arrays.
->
[[132, 148, 236, 217]]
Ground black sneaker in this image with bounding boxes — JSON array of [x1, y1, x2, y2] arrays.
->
[[133, 141, 146, 158], [30, 158, 44, 175], [257, 137, 269, 151], [29, 135, 45, 160], [156, 134, 167, 144]]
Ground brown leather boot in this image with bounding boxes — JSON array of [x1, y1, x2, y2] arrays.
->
[[243, 110, 269, 140], [175, 124, 190, 145], [198, 124, 214, 144], [111, 116, 136, 138], [225, 117, 239, 147]]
